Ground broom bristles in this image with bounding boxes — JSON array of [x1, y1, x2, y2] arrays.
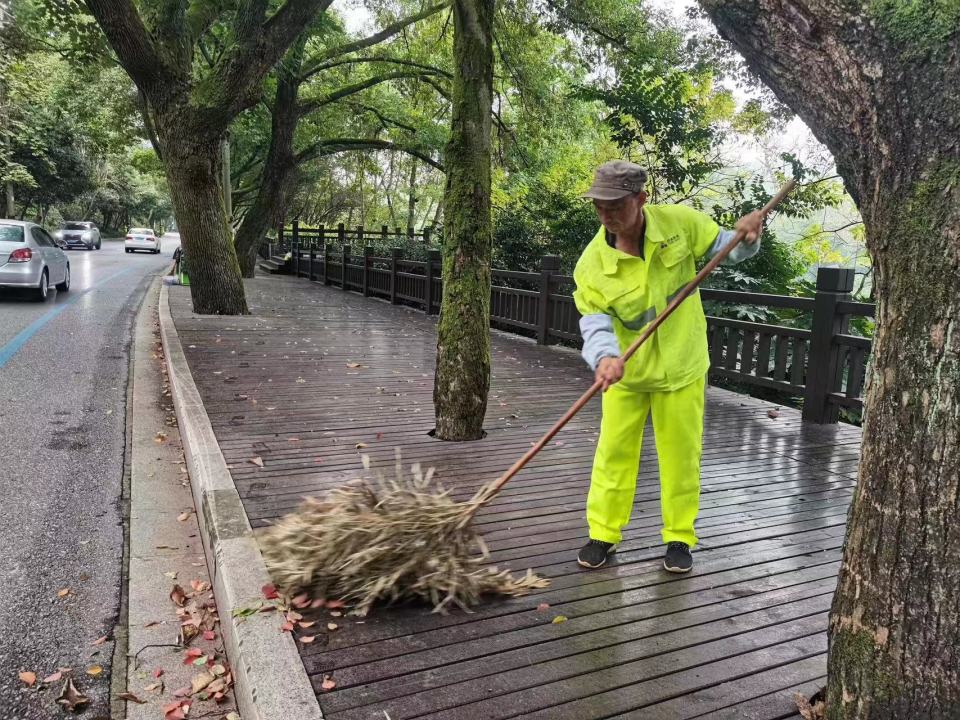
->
[[257, 452, 549, 616]]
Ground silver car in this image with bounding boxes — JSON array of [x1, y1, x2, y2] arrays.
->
[[0, 221, 71, 301], [56, 221, 102, 250]]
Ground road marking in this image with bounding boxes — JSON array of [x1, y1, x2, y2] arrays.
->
[[0, 265, 141, 369]]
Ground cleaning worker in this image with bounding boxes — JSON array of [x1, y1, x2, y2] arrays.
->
[[574, 159, 764, 572]]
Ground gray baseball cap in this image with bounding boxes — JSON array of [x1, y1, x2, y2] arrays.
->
[[581, 160, 648, 200]]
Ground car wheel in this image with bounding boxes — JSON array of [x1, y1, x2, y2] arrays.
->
[[96, 242, 101, 250], [56, 265, 70, 292], [35, 270, 49, 302]]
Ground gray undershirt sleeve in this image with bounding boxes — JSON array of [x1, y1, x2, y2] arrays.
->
[[579, 313, 621, 370], [709, 229, 761, 264]]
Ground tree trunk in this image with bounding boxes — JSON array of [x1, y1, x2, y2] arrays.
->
[[697, 3, 960, 718], [233, 39, 304, 278], [407, 157, 418, 229], [432, 0, 494, 441], [162, 125, 249, 315]]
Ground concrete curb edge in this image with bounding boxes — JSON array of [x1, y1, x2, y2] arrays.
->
[[157, 282, 324, 720]]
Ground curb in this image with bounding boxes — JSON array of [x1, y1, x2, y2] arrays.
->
[[158, 283, 324, 720]]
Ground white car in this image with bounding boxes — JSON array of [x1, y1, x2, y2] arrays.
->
[[0, 220, 71, 301], [125, 227, 161, 254]]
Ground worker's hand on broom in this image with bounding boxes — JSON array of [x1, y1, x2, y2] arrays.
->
[[596, 356, 624, 391], [735, 210, 764, 244]]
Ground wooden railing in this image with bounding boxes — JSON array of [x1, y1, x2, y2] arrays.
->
[[265, 223, 874, 424]]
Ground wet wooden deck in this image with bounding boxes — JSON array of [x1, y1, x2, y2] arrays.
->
[[169, 274, 861, 720]]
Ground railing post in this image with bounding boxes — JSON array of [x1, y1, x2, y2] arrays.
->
[[341, 244, 350, 290], [802, 267, 854, 424], [318, 225, 325, 283], [424, 249, 441, 315], [336, 223, 345, 287], [390, 247, 401, 304], [291, 220, 300, 276], [308, 238, 316, 282], [362, 245, 373, 297], [322, 241, 330, 285], [276, 224, 284, 254], [422, 225, 432, 246], [538, 254, 561, 345]]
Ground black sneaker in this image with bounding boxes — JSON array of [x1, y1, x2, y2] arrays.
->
[[663, 541, 693, 573], [577, 539, 616, 569]]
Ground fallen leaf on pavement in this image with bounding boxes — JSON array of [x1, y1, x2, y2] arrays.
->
[[327, 623, 338, 631], [145, 681, 163, 693], [320, 675, 337, 692], [299, 635, 315, 643], [249, 456, 265, 467], [164, 572, 178, 580], [552, 615, 568, 624], [177, 511, 191, 522], [298, 621, 316, 628], [57, 678, 90, 711], [345, 362, 365, 368], [172, 685, 192, 697], [292, 593, 311, 608], [191, 671, 215, 694], [536, 603, 550, 611], [86, 665, 103, 676], [281, 622, 294, 632], [152, 668, 164, 678], [18, 671, 36, 686], [42, 671, 62, 684], [92, 636, 108, 646], [261, 583, 279, 599], [210, 664, 227, 677], [117, 691, 147, 704], [310, 599, 326, 609], [768, 408, 780, 419], [57, 588, 71, 598], [170, 585, 187, 607], [144, 621, 160, 628], [226, 713, 241, 720], [326, 600, 345, 609], [203, 630, 216, 641], [329, 611, 343, 617]]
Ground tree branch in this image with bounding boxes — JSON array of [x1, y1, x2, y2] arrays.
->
[[84, 0, 176, 94], [298, 71, 439, 116], [296, 138, 443, 171], [302, 55, 451, 81], [299, 1, 450, 80]]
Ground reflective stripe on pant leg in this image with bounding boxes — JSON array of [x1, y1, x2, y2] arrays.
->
[[587, 382, 651, 544], [650, 375, 705, 547]]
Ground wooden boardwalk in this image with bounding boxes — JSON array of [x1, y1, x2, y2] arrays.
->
[[169, 275, 861, 720]]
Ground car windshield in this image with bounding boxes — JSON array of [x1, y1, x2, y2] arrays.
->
[[64, 222, 89, 230], [0, 224, 25, 243], [131, 228, 152, 235]]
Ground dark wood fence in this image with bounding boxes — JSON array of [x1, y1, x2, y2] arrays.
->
[[263, 222, 874, 424]]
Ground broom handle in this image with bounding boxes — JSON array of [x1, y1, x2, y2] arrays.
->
[[469, 180, 796, 512]]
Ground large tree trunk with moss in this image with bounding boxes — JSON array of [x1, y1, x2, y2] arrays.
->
[[162, 120, 249, 315], [432, 0, 494, 441], [697, 2, 960, 718]]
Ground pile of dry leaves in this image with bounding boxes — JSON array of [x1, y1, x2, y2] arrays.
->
[[258, 454, 548, 616]]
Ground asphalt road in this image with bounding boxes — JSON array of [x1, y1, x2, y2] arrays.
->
[[0, 236, 177, 718]]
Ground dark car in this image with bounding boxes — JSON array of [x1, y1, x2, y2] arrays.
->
[[56, 221, 102, 250]]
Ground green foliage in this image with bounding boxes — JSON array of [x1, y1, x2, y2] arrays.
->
[[869, 0, 960, 55]]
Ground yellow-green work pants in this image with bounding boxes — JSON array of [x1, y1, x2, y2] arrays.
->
[[587, 376, 705, 547]]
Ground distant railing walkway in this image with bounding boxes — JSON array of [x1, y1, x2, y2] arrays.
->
[[262, 221, 874, 423]]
